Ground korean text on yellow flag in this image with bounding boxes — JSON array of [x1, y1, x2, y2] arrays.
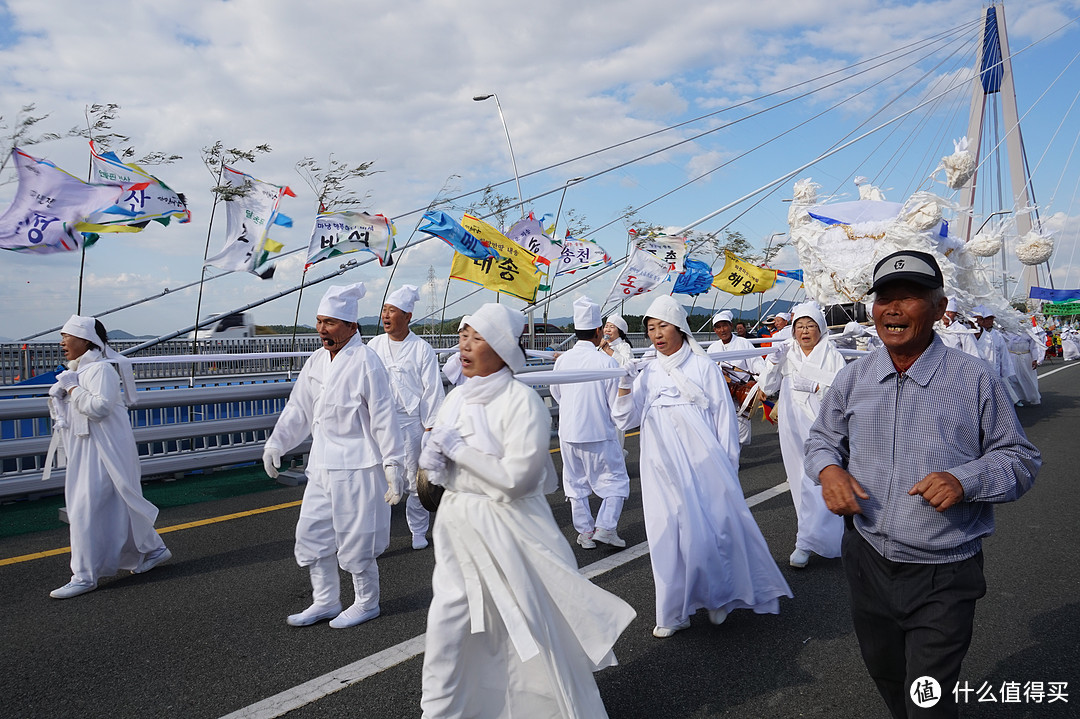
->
[[450, 214, 545, 302], [712, 250, 777, 295]]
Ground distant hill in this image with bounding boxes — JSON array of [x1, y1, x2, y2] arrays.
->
[[107, 329, 157, 340]]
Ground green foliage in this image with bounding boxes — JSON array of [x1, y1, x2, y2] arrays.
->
[[71, 103, 182, 165], [295, 154, 380, 211], [202, 141, 272, 201], [259, 324, 316, 335], [466, 185, 518, 230], [0, 103, 63, 179]]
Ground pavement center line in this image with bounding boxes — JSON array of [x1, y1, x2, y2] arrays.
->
[[218, 479, 792, 719], [1037, 362, 1079, 380]]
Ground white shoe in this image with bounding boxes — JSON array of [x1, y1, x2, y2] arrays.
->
[[592, 527, 626, 548], [50, 580, 97, 599], [708, 607, 728, 625], [329, 604, 380, 629], [412, 535, 429, 550], [789, 548, 811, 568], [577, 531, 596, 549], [652, 620, 691, 638], [286, 602, 342, 627], [133, 546, 172, 574]]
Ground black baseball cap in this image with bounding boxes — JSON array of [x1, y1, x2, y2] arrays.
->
[[869, 250, 944, 294]]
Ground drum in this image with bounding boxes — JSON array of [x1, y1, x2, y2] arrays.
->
[[416, 468, 444, 512]]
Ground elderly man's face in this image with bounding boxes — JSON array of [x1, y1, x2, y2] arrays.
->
[[316, 315, 357, 355], [774, 316, 789, 330], [976, 315, 995, 330], [872, 281, 946, 359], [381, 304, 411, 340], [713, 321, 733, 343], [942, 310, 956, 326]]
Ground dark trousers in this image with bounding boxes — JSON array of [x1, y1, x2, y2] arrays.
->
[[842, 520, 986, 719]]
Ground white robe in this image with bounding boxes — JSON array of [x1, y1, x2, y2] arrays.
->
[[758, 338, 845, 558], [934, 322, 981, 358], [612, 347, 791, 628], [265, 333, 404, 570], [1005, 331, 1041, 405], [48, 350, 165, 585], [367, 331, 446, 535], [976, 328, 1020, 403], [421, 370, 635, 719], [707, 335, 764, 445]]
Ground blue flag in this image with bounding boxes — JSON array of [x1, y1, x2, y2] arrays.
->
[[672, 257, 714, 296], [419, 210, 498, 260]]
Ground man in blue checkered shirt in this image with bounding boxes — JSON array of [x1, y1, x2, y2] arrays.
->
[[805, 250, 1040, 719]]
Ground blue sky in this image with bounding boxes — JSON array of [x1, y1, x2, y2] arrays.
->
[[1, 0, 1079, 340]]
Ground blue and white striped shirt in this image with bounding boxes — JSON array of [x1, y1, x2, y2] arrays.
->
[[804, 335, 1040, 563]]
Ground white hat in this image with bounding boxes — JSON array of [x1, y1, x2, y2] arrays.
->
[[385, 284, 420, 314], [945, 297, 958, 313], [643, 295, 705, 355], [790, 301, 827, 338], [970, 304, 992, 318], [317, 282, 366, 322], [711, 310, 733, 325], [461, 303, 527, 373], [572, 295, 602, 330], [60, 315, 100, 345], [776, 312, 793, 322], [605, 314, 628, 335]]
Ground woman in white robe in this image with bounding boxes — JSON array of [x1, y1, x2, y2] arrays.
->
[[598, 314, 634, 368], [1006, 328, 1043, 406], [46, 315, 170, 599], [612, 295, 791, 638], [758, 302, 846, 569], [419, 303, 635, 719]]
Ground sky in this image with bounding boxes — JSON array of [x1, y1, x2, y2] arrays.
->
[[2, 0, 1079, 342]]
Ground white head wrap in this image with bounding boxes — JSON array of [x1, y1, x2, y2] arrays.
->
[[643, 294, 707, 406], [970, 304, 991, 319], [776, 312, 793, 323], [385, 284, 420, 314], [462, 303, 527, 373], [790, 302, 827, 338], [605, 314, 628, 335], [317, 282, 366, 322], [61, 315, 101, 346], [711, 310, 734, 326], [572, 295, 602, 330], [945, 296, 958, 313]]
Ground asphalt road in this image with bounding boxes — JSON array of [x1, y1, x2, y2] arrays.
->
[[1, 363, 1077, 719]]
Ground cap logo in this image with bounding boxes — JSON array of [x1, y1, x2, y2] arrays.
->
[[893, 259, 905, 270]]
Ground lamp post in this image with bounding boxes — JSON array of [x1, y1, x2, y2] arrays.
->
[[541, 177, 585, 329], [473, 93, 523, 212]]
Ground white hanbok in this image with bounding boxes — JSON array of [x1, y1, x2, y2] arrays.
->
[[367, 331, 445, 538], [422, 369, 635, 719], [1005, 330, 1042, 405], [612, 343, 791, 628], [934, 322, 981, 357], [758, 338, 845, 558], [47, 350, 166, 585], [976, 328, 1020, 403]]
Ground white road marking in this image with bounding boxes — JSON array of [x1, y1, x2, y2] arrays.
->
[[220, 480, 793, 718], [1037, 362, 1079, 379]]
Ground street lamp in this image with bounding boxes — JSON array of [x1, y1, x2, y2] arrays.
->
[[473, 93, 523, 212]]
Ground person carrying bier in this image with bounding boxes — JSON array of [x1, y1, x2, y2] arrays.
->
[[46, 315, 171, 599], [805, 250, 1040, 719], [367, 284, 446, 549], [551, 296, 631, 549], [418, 303, 635, 718], [263, 282, 406, 629], [757, 301, 845, 568], [612, 295, 791, 639], [706, 309, 763, 446]]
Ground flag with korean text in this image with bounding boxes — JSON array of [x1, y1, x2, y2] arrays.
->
[[450, 214, 545, 301], [556, 236, 611, 275], [602, 246, 671, 307], [711, 250, 777, 295], [672, 257, 714, 296], [632, 231, 687, 274], [205, 166, 295, 278], [0, 148, 122, 254], [419, 210, 498, 260], [306, 211, 395, 270], [80, 141, 190, 232], [507, 213, 560, 264]]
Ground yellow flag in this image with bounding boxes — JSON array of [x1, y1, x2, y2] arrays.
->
[[711, 250, 777, 295], [450, 214, 544, 302]]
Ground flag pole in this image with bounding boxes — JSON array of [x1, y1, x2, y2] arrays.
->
[[189, 162, 226, 386]]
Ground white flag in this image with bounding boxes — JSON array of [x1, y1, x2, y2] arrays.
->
[[556, 238, 611, 275], [306, 211, 395, 269], [602, 246, 671, 307], [83, 142, 189, 230], [634, 232, 687, 274], [0, 148, 121, 254], [205, 166, 293, 277], [507, 215, 560, 264]]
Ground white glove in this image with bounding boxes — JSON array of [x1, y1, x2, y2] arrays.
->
[[790, 374, 818, 393], [383, 464, 404, 505], [429, 425, 467, 462], [56, 370, 79, 391], [419, 438, 447, 474], [262, 446, 282, 479], [768, 341, 791, 364]]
